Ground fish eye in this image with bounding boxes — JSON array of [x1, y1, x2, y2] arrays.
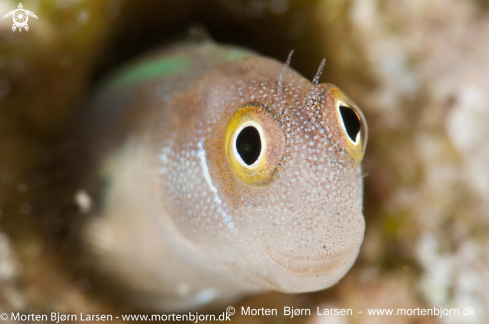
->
[[339, 106, 361, 144], [225, 103, 285, 186], [324, 86, 368, 161], [336, 100, 367, 159], [235, 125, 262, 166]]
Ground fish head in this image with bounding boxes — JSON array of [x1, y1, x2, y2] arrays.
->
[[160, 53, 368, 292]]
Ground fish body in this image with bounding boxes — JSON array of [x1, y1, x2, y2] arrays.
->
[[69, 42, 367, 310]]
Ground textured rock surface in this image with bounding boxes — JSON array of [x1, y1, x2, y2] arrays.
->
[[316, 1, 489, 323]]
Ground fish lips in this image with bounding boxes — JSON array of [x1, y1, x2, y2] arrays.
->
[[240, 241, 361, 292]]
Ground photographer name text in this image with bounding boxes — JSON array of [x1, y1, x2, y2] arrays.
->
[[242, 306, 352, 318], [10, 312, 112, 323]]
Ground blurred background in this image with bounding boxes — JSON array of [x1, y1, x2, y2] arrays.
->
[[1, 0, 488, 323]]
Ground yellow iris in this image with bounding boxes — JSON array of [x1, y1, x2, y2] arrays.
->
[[224, 103, 285, 186], [329, 87, 368, 163]]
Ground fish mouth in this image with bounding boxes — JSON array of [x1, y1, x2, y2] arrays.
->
[[263, 245, 355, 275], [251, 245, 359, 292]]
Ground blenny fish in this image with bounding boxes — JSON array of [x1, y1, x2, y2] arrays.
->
[[55, 41, 367, 311]]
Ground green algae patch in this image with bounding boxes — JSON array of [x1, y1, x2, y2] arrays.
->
[[221, 48, 253, 62], [106, 56, 192, 89]]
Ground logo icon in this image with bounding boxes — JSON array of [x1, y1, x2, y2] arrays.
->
[[2, 3, 38, 32]]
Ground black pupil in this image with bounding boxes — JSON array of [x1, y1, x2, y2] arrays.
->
[[236, 126, 262, 165], [339, 106, 361, 142]]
